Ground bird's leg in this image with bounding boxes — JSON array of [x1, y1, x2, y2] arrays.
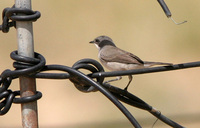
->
[[124, 75, 133, 91], [104, 76, 122, 84]]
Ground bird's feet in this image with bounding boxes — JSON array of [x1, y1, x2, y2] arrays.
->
[[123, 75, 133, 91], [124, 86, 128, 91], [104, 76, 122, 84]]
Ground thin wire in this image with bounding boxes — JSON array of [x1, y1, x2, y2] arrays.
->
[[152, 118, 159, 128], [169, 17, 187, 25]]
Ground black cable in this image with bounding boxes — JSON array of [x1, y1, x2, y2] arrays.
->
[[157, 0, 171, 17], [42, 65, 142, 128], [103, 83, 185, 128]]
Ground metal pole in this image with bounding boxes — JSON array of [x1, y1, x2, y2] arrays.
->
[[15, 0, 38, 127]]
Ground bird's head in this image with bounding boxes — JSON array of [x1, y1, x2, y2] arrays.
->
[[89, 35, 116, 50]]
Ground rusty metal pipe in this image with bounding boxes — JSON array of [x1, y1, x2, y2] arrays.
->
[[15, 0, 38, 127]]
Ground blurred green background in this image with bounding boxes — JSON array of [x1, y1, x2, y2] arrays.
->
[[0, 0, 200, 128]]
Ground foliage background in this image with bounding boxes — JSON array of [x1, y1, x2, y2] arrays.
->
[[0, 0, 200, 127]]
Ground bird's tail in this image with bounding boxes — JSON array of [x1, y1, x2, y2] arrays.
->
[[144, 61, 173, 67]]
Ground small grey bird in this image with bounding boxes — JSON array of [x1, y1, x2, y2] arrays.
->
[[90, 35, 172, 90]]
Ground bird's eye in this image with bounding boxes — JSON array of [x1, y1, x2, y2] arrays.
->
[[95, 39, 100, 42]]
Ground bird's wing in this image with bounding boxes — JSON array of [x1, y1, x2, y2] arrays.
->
[[100, 46, 144, 64]]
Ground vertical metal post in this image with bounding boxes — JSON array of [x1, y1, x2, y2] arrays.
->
[[15, 0, 38, 127]]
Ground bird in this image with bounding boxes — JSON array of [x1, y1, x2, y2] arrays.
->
[[89, 35, 172, 90]]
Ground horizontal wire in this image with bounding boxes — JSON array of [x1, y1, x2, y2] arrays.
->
[[33, 61, 200, 80], [90, 61, 200, 78]]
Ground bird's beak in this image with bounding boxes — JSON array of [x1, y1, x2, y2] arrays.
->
[[89, 40, 95, 43]]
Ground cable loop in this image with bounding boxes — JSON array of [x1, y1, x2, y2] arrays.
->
[[71, 59, 105, 92], [13, 91, 42, 104], [7, 8, 40, 21], [10, 51, 46, 77], [0, 5, 41, 33], [0, 51, 45, 115]]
